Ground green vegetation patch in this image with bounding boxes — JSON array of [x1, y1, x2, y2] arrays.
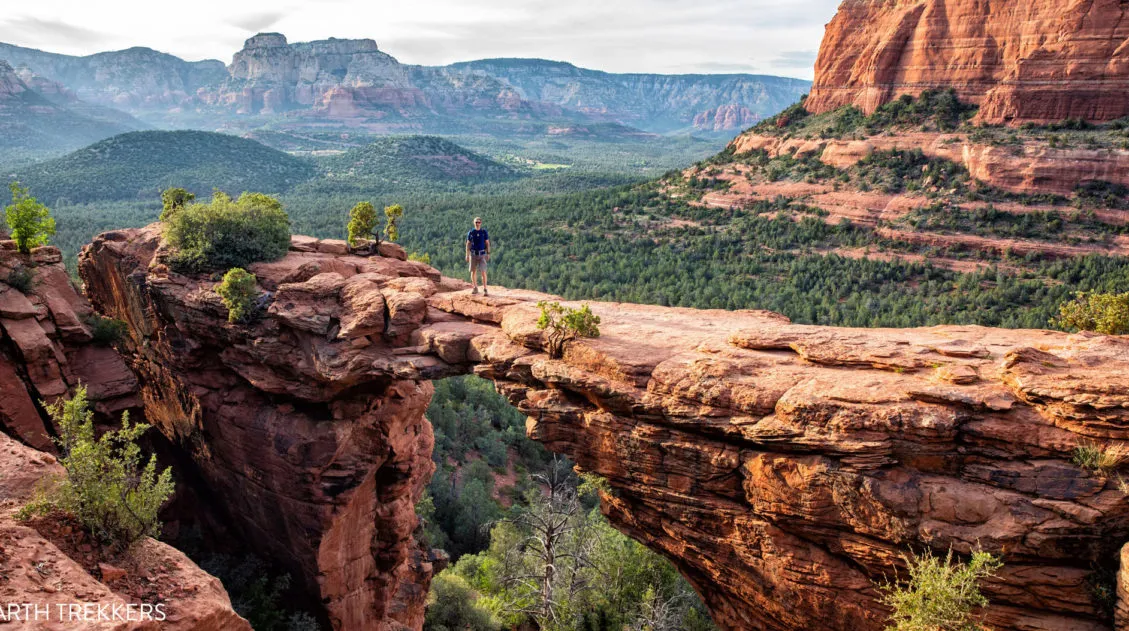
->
[[13, 130, 316, 204], [322, 136, 516, 184], [18, 386, 174, 549], [751, 89, 977, 139], [164, 191, 291, 273], [880, 549, 1001, 631]]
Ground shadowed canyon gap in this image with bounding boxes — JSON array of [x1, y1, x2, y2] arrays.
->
[[76, 225, 1129, 631]]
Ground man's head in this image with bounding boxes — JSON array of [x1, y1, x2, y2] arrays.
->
[[473, 217, 482, 229]]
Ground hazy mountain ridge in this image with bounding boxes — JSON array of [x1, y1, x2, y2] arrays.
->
[[0, 60, 145, 155], [0, 34, 809, 138], [0, 42, 227, 109], [450, 58, 811, 133]]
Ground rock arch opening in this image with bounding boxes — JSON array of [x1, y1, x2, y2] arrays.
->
[[79, 226, 1129, 631]]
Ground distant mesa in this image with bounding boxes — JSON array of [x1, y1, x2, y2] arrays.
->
[[242, 32, 289, 49], [807, 0, 1129, 124]]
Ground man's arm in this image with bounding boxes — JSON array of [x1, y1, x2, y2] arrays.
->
[[485, 238, 490, 256], [466, 234, 471, 259]]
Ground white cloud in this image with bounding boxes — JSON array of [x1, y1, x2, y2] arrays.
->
[[0, 0, 836, 78]]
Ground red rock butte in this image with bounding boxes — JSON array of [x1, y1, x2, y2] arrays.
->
[[76, 225, 1129, 631], [806, 0, 1129, 124]]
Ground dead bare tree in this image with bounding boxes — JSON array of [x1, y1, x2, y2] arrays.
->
[[494, 457, 603, 630]]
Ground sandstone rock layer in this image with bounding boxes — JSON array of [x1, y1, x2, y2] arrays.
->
[[806, 0, 1129, 124], [0, 242, 139, 450], [81, 224, 1129, 631], [729, 130, 1129, 196]]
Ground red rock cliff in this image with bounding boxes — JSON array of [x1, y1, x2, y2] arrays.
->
[[0, 242, 139, 450], [806, 0, 1129, 124], [82, 225, 1129, 630]]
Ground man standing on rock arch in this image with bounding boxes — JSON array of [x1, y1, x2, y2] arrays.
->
[[466, 216, 490, 295]]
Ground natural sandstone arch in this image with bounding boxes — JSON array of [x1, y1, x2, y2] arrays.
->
[[80, 225, 1129, 631]]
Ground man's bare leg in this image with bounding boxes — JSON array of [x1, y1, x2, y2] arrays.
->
[[481, 269, 488, 295]]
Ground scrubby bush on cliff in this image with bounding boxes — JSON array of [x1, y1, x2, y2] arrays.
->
[[750, 96, 809, 133], [346, 201, 405, 248], [1052, 291, 1129, 335], [159, 186, 195, 221], [384, 203, 404, 242], [536, 301, 601, 359], [865, 89, 977, 133], [215, 267, 260, 323], [1072, 442, 1129, 475], [6, 264, 34, 293], [4, 182, 56, 253], [880, 549, 1001, 631], [346, 201, 377, 247], [19, 385, 174, 548], [163, 191, 290, 272], [87, 313, 129, 346]]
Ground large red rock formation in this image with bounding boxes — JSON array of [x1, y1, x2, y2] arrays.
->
[[806, 0, 1129, 124], [81, 224, 1129, 631], [0, 430, 251, 630], [0, 242, 139, 450], [79, 228, 445, 631]]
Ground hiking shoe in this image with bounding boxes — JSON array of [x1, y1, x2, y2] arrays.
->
[[483, 288, 489, 296], [471, 287, 479, 295]]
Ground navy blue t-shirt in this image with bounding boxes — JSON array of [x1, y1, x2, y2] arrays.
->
[[467, 228, 489, 252]]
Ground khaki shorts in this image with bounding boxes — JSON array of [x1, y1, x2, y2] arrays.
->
[[469, 253, 488, 272]]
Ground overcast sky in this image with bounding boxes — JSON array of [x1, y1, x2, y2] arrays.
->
[[0, 0, 839, 79]]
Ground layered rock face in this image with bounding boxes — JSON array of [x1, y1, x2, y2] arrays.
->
[[729, 130, 1129, 195], [0, 242, 139, 450], [0, 239, 246, 628], [83, 224, 1129, 631], [806, 0, 1129, 124], [221, 33, 415, 115]]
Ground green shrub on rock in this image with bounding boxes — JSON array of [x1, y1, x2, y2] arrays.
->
[[536, 301, 601, 359], [4, 182, 55, 254], [159, 187, 195, 221], [216, 268, 260, 323], [880, 548, 1001, 631], [164, 191, 290, 273], [19, 385, 174, 549], [346, 201, 377, 247], [346, 201, 405, 247], [6, 265, 34, 293], [1052, 291, 1129, 335], [87, 313, 129, 346], [384, 203, 404, 242]]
